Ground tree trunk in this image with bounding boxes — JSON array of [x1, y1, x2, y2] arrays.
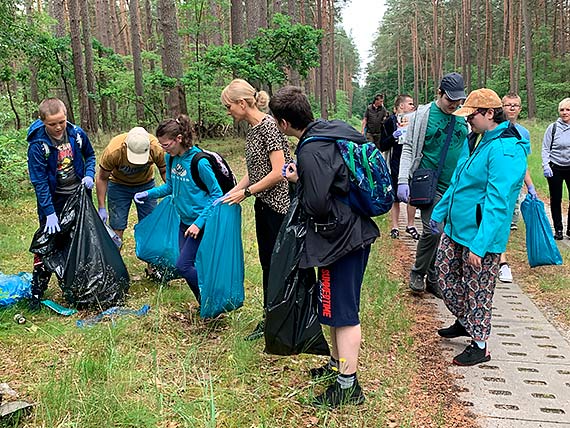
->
[[230, 0, 244, 45], [157, 0, 187, 117], [68, 0, 90, 131], [521, 0, 536, 118], [129, 0, 145, 121], [79, 0, 98, 133]]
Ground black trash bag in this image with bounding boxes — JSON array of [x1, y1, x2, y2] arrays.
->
[[30, 186, 129, 309], [29, 189, 81, 280], [264, 198, 330, 356]]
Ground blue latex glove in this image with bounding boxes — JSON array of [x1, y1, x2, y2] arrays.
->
[[44, 213, 61, 234], [393, 129, 403, 139], [134, 191, 148, 204], [98, 207, 108, 223], [527, 184, 538, 199], [82, 176, 94, 189], [281, 161, 296, 178], [397, 184, 409, 203], [544, 165, 553, 178], [429, 219, 441, 235]]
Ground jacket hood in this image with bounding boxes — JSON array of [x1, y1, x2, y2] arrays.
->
[[301, 119, 368, 144], [468, 121, 531, 156], [556, 117, 570, 130], [27, 119, 74, 146]]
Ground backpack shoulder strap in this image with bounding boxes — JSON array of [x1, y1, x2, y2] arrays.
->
[[190, 150, 209, 193], [550, 122, 558, 151]]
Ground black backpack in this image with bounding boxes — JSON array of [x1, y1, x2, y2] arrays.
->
[[169, 148, 236, 194]]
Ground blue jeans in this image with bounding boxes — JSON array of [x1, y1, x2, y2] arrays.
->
[[176, 222, 202, 303], [108, 180, 156, 231]]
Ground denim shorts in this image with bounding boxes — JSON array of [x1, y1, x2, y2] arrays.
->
[[108, 180, 156, 231], [317, 245, 371, 327]]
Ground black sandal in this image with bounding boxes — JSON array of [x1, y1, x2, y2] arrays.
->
[[390, 228, 399, 239], [405, 226, 420, 240]]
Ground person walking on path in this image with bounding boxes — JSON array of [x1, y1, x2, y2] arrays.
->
[[380, 94, 418, 239], [221, 79, 291, 341], [271, 86, 379, 408], [96, 127, 166, 242], [432, 88, 529, 366], [27, 97, 96, 310], [497, 93, 538, 283], [361, 93, 389, 149], [541, 97, 570, 240], [133, 116, 222, 305], [397, 72, 468, 296]]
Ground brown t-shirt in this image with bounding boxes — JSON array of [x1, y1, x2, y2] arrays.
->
[[245, 115, 291, 214], [99, 133, 166, 186]]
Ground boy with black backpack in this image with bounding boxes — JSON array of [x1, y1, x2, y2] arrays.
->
[[269, 86, 379, 408]]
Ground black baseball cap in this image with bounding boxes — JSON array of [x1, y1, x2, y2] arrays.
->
[[440, 72, 466, 101]]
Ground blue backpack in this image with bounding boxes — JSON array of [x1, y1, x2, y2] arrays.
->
[[300, 137, 394, 217]]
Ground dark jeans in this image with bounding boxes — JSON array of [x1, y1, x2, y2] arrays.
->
[[547, 163, 570, 232], [176, 222, 203, 303], [254, 198, 286, 309], [412, 190, 444, 281]]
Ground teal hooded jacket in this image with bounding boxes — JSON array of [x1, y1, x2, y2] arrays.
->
[[431, 121, 530, 257]]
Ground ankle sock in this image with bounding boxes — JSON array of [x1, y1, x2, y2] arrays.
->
[[327, 357, 339, 371], [337, 372, 356, 389], [474, 340, 486, 349]]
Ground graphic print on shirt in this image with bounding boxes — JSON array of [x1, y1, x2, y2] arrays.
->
[[118, 164, 149, 176], [56, 142, 78, 188]]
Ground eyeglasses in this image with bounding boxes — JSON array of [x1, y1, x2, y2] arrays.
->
[[503, 103, 521, 109], [467, 108, 488, 121]]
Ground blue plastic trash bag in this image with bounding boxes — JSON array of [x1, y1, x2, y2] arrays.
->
[[520, 195, 563, 267], [0, 272, 32, 306], [196, 202, 244, 318], [134, 196, 181, 280]]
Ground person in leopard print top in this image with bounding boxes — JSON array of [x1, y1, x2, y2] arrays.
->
[[221, 78, 291, 340]]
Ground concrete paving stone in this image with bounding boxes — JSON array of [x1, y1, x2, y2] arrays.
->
[[481, 418, 570, 428], [450, 360, 570, 423]]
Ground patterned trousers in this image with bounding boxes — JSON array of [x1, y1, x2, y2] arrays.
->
[[435, 234, 500, 341]]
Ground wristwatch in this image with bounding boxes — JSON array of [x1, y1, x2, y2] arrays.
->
[[244, 187, 252, 198]]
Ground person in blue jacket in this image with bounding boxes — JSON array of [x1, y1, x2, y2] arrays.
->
[[27, 97, 96, 310], [133, 115, 222, 304], [431, 88, 529, 366]]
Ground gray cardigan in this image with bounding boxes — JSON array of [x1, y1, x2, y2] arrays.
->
[[397, 102, 432, 184]]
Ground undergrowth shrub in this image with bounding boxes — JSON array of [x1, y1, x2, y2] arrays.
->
[[0, 129, 30, 200]]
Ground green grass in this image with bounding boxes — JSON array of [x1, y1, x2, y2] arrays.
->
[[1, 137, 420, 427]]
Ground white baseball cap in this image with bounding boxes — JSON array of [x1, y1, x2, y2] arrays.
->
[[125, 127, 150, 165]]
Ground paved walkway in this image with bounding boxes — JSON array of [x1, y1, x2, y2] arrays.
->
[[397, 204, 570, 427]]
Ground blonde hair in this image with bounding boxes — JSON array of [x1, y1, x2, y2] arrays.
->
[[221, 79, 269, 112], [559, 98, 570, 111], [38, 98, 67, 120]]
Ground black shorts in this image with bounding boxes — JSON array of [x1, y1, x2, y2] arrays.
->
[[317, 245, 371, 327]]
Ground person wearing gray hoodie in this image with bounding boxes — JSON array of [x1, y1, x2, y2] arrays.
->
[[541, 97, 570, 240]]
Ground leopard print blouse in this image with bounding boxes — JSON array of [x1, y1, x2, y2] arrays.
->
[[245, 115, 291, 214]]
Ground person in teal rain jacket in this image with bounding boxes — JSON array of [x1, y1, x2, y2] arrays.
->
[[430, 89, 529, 367], [134, 115, 222, 304]]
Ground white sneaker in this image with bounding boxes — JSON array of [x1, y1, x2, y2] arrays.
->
[[498, 263, 513, 283]]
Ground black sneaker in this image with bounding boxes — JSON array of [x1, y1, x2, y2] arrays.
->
[[554, 230, 564, 240], [309, 364, 338, 380], [28, 296, 42, 312], [425, 278, 442, 299], [453, 341, 491, 366], [312, 380, 365, 408], [438, 319, 469, 338], [244, 320, 264, 341], [409, 270, 425, 292]]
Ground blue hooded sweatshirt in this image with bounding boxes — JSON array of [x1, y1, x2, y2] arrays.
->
[[146, 147, 222, 229], [431, 121, 530, 257], [27, 119, 96, 221]]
